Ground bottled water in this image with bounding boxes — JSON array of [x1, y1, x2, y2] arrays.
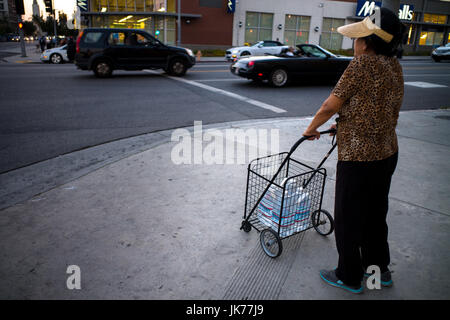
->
[[256, 178, 311, 238]]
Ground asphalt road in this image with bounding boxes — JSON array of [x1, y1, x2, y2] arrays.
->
[[0, 58, 449, 174]]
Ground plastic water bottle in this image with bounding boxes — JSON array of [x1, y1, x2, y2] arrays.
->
[[257, 178, 311, 237], [294, 190, 311, 232], [272, 178, 302, 237]]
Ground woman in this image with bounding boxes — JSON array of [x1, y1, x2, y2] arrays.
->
[[302, 7, 406, 294]]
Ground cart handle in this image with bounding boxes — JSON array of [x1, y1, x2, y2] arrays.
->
[[289, 128, 337, 155]]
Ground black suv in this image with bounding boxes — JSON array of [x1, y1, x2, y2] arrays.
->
[[75, 28, 196, 77]]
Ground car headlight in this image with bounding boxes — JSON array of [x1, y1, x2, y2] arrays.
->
[[186, 48, 194, 57]]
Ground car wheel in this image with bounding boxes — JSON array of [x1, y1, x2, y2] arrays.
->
[[240, 51, 250, 57], [93, 60, 113, 78], [270, 68, 289, 87], [168, 59, 187, 76], [50, 53, 63, 64], [432, 56, 441, 62]]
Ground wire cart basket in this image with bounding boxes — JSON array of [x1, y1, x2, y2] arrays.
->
[[240, 129, 337, 258]]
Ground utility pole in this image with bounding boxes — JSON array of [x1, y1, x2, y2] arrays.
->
[[15, 0, 26, 57], [177, 0, 181, 46], [18, 17, 27, 57], [53, 1, 58, 46]]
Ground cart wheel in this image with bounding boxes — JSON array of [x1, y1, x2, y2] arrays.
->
[[241, 220, 252, 233], [311, 209, 334, 236], [260, 228, 283, 258]]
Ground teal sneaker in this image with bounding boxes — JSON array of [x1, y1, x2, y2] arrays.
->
[[319, 269, 363, 294], [364, 270, 393, 287]]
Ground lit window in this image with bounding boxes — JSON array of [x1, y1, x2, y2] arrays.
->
[[423, 13, 447, 24]]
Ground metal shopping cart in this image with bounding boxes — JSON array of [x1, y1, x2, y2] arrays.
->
[[240, 129, 337, 258]]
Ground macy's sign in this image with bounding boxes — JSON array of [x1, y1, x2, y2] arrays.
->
[[356, 0, 414, 21]]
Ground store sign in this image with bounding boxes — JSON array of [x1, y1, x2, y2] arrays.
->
[[356, 0, 414, 21], [77, 0, 88, 12], [227, 0, 236, 13]]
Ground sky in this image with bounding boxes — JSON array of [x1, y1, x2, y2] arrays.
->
[[24, 0, 77, 20]]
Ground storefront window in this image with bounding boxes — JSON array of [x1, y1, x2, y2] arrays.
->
[[106, 0, 115, 11], [419, 31, 444, 46], [154, 0, 165, 11], [423, 14, 447, 24], [245, 12, 273, 45], [320, 18, 344, 50], [127, 0, 135, 11], [135, 0, 145, 11], [117, 0, 126, 11], [91, 0, 172, 12], [284, 14, 310, 46], [145, 0, 154, 11], [167, 0, 176, 13]]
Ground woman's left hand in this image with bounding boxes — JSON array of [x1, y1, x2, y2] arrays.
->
[[302, 128, 320, 140]]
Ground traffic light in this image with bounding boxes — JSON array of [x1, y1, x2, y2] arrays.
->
[[14, 0, 25, 15], [18, 22, 23, 29], [44, 0, 53, 14]]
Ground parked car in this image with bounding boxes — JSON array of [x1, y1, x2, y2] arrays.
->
[[230, 44, 352, 87], [225, 40, 289, 61], [431, 43, 450, 62], [40, 44, 70, 64], [75, 28, 196, 78]]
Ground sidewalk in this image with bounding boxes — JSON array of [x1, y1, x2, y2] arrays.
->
[[0, 109, 448, 300]]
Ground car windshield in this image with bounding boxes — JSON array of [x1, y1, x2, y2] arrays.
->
[[251, 41, 263, 47], [300, 45, 328, 58], [445, 43, 450, 48], [319, 47, 336, 57]]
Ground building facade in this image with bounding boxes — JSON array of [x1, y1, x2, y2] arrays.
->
[[80, 0, 233, 47], [0, 0, 9, 19], [232, 0, 450, 52], [79, 0, 450, 51]]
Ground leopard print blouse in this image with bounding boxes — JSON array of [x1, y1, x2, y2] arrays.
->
[[332, 54, 404, 161]]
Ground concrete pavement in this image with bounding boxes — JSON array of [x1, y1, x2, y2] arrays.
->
[[0, 108, 449, 300]]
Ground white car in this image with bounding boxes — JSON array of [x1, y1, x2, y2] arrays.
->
[[225, 40, 289, 61], [40, 45, 70, 64], [431, 43, 450, 62]]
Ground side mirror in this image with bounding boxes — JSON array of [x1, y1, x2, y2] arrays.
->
[[257, 44, 263, 48]]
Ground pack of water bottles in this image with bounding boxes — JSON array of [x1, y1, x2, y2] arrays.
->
[[256, 177, 312, 238]]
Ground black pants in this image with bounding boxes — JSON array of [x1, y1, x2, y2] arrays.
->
[[334, 152, 398, 286]]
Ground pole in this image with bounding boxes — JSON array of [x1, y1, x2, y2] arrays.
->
[[177, 0, 181, 46], [18, 16, 27, 57], [53, 8, 58, 46]]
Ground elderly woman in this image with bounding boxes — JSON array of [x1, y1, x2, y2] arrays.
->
[[302, 7, 406, 294]]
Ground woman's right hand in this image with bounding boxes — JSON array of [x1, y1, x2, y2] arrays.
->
[[329, 124, 337, 136]]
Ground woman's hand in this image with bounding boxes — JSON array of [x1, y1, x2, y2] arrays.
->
[[329, 123, 337, 136], [302, 128, 320, 140]]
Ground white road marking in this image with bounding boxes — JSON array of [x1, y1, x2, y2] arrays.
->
[[144, 70, 287, 114], [192, 64, 230, 68], [404, 81, 447, 88], [403, 74, 450, 77], [195, 78, 248, 82]]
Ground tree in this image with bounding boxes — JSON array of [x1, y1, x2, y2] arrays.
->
[[22, 21, 37, 36], [32, 13, 78, 37]]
